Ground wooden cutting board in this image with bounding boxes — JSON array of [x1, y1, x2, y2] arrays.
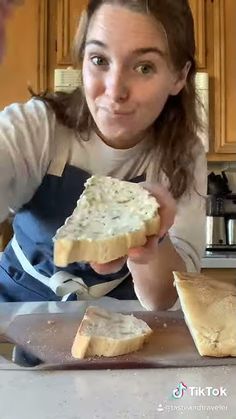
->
[[2, 310, 236, 369]]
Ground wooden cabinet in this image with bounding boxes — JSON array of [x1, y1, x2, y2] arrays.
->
[[56, 0, 87, 66], [189, 0, 206, 69], [47, 0, 87, 90], [189, 0, 236, 161], [190, 0, 236, 161], [207, 0, 236, 160], [0, 0, 48, 109]]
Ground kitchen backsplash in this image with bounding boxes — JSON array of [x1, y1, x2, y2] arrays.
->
[[208, 162, 236, 193]]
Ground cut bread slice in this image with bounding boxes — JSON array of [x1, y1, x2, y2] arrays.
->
[[71, 306, 153, 359], [54, 175, 160, 266], [173, 271, 236, 357]]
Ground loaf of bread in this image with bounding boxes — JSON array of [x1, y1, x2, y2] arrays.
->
[[173, 271, 236, 357], [54, 175, 160, 266], [71, 306, 153, 359]]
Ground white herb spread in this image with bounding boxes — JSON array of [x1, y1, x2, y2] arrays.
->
[[54, 175, 159, 241]]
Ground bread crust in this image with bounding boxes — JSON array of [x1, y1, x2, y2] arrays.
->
[[54, 214, 160, 265], [173, 271, 236, 357]]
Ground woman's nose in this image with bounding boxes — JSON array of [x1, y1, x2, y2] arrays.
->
[[105, 70, 129, 102]]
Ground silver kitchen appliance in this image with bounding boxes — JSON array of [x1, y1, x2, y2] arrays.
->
[[206, 216, 227, 247], [227, 218, 236, 246], [206, 193, 236, 250], [206, 172, 236, 251]]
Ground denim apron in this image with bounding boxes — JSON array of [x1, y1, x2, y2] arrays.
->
[[0, 138, 145, 302]]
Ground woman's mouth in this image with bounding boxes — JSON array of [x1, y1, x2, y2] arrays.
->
[[99, 106, 134, 117]]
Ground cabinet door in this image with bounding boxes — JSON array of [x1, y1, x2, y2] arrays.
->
[[208, 0, 236, 159], [189, 0, 206, 69], [0, 0, 48, 109], [56, 0, 87, 66]]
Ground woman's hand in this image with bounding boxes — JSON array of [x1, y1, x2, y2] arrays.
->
[[141, 182, 176, 239], [90, 182, 176, 274]]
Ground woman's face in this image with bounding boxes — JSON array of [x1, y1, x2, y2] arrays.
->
[[82, 4, 185, 149]]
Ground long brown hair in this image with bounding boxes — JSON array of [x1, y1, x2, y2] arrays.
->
[[33, 0, 203, 199]]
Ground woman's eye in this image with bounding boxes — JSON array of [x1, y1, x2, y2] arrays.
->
[[135, 64, 155, 75], [91, 56, 107, 66]]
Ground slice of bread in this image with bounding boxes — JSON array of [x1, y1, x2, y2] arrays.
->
[[54, 175, 160, 266], [71, 306, 153, 359], [173, 271, 236, 357]]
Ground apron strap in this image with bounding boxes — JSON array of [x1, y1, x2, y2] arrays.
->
[[11, 236, 129, 301], [47, 125, 71, 177]]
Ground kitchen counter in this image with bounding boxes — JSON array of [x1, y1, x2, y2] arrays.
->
[[201, 251, 236, 268], [0, 365, 234, 419], [0, 300, 235, 419]]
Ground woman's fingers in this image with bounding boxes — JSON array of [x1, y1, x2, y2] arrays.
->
[[128, 236, 159, 264], [90, 183, 176, 273], [90, 256, 127, 274], [142, 182, 176, 238]]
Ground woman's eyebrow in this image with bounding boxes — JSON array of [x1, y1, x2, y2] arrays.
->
[[85, 40, 166, 58], [132, 47, 167, 58], [85, 40, 107, 48]]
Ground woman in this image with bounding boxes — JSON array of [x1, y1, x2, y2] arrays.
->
[[0, 0, 207, 309]]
